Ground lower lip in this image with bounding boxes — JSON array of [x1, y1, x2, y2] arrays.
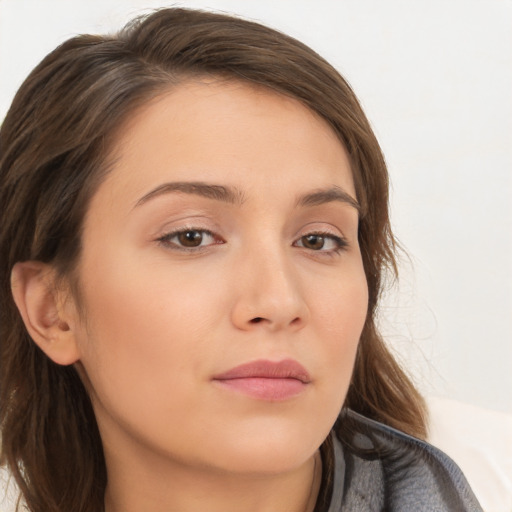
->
[[214, 377, 307, 401]]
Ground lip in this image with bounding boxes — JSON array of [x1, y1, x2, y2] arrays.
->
[[212, 359, 311, 401]]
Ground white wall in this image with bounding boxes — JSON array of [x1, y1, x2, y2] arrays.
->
[[1, 0, 511, 413]]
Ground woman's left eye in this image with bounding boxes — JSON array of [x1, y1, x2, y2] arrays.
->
[[294, 233, 348, 252], [157, 229, 221, 250]]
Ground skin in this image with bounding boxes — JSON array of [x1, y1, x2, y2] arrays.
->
[[13, 80, 368, 512]]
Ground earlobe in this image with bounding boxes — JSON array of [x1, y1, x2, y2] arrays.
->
[[10, 261, 81, 366]]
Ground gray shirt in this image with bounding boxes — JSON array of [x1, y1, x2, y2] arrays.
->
[[324, 410, 483, 511]]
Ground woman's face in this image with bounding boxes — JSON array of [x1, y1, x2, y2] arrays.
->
[[70, 80, 368, 475]]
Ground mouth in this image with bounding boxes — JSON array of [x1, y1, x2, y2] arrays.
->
[[212, 359, 311, 401]]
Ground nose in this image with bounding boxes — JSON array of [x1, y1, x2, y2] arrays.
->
[[230, 246, 310, 332]]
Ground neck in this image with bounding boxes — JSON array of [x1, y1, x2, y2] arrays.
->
[[104, 449, 322, 512]]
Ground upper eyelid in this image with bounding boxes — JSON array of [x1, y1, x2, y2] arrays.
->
[[157, 226, 345, 238], [296, 225, 347, 241], [156, 222, 217, 237], [156, 225, 347, 239]]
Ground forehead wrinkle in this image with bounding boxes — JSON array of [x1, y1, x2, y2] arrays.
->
[[133, 181, 246, 208]]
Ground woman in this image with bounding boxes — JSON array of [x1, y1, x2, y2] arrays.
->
[[0, 8, 482, 512]]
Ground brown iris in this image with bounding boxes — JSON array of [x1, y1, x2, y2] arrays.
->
[[178, 230, 204, 247], [301, 234, 325, 250]]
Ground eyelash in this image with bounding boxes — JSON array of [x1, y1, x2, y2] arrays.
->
[[156, 228, 222, 252], [156, 228, 348, 255], [294, 232, 348, 255]]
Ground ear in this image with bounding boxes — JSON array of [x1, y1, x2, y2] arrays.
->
[[10, 261, 81, 365]]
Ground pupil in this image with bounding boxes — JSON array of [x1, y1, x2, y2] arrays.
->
[[179, 230, 203, 247], [304, 234, 324, 250]]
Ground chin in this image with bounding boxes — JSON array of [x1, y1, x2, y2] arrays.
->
[[199, 421, 329, 475]]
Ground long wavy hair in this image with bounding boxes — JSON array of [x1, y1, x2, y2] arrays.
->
[[0, 8, 426, 512]]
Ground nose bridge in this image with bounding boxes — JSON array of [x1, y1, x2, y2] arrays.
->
[[231, 235, 309, 331]]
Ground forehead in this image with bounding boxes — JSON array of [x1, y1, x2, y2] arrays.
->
[[93, 79, 355, 214]]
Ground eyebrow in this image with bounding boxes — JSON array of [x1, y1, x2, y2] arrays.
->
[[134, 181, 246, 208], [134, 181, 360, 213], [296, 186, 361, 213]]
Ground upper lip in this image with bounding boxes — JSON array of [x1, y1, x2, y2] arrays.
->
[[212, 359, 311, 383]]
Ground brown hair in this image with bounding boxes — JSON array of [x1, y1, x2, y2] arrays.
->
[[0, 8, 426, 512]]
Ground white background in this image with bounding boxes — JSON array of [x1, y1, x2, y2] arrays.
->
[[1, 0, 511, 414]]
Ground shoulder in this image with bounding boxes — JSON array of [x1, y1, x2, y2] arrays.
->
[[334, 410, 483, 512]]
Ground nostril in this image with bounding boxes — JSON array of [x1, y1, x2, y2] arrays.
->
[[250, 317, 264, 324]]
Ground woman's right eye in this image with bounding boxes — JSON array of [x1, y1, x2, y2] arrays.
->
[[157, 229, 222, 250]]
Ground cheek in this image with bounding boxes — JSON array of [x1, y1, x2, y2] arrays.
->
[[74, 255, 226, 414], [80, 248, 221, 339], [310, 263, 368, 392], [311, 258, 368, 334]]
